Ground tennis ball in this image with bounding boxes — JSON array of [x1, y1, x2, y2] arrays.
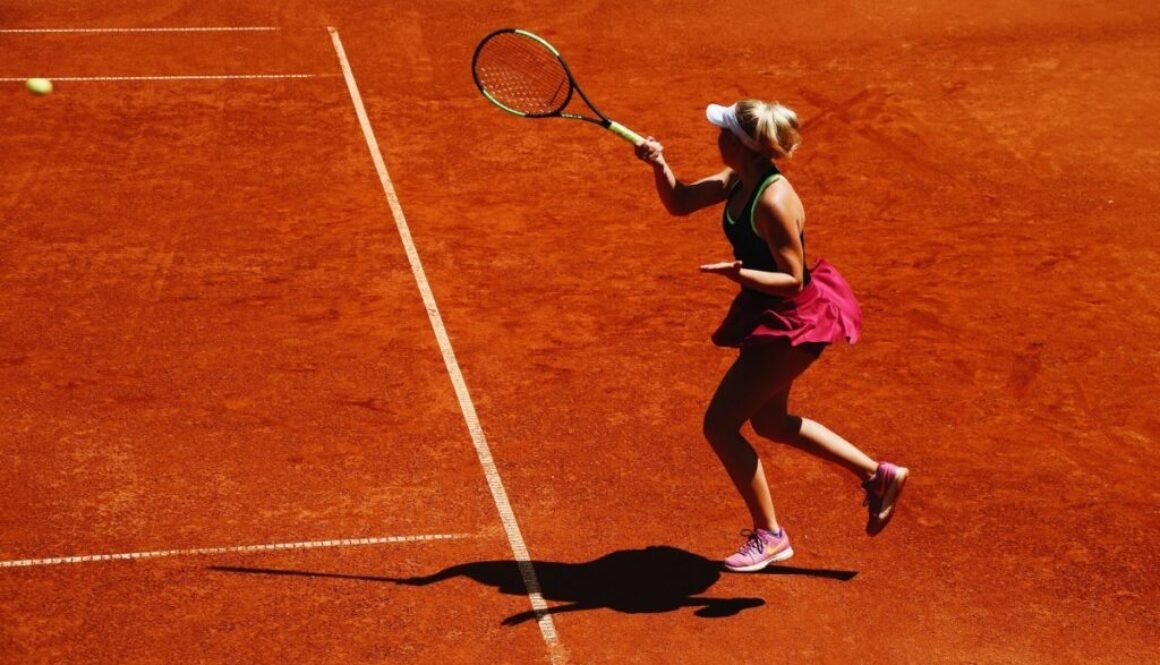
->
[[26, 78, 54, 95]]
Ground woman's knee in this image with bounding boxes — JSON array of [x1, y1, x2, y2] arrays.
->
[[752, 413, 803, 443], [702, 408, 742, 447]]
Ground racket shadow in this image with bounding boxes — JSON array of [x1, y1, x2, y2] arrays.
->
[[210, 546, 856, 625]]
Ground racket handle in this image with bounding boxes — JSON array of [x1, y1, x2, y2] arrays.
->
[[607, 121, 645, 145]]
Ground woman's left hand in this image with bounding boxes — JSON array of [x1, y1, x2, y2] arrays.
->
[[699, 260, 743, 278]]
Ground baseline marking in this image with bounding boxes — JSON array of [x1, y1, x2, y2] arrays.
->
[[0, 533, 469, 569], [327, 27, 564, 664], [0, 27, 281, 34], [0, 75, 318, 82]]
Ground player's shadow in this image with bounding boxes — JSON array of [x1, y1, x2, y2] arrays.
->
[[212, 545, 856, 625]]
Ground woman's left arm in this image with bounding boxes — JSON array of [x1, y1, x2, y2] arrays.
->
[[699, 193, 806, 298]]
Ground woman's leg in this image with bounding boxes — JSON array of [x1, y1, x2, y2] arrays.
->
[[750, 392, 879, 480], [702, 342, 818, 532], [750, 384, 909, 536]]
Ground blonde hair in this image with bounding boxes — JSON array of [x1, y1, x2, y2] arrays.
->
[[735, 99, 802, 159]]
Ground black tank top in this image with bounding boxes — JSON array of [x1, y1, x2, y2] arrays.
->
[[722, 168, 811, 291]]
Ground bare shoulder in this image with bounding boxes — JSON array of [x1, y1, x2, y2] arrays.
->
[[756, 176, 806, 236], [765, 173, 800, 205]]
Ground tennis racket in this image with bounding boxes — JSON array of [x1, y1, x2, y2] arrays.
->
[[472, 28, 645, 145]]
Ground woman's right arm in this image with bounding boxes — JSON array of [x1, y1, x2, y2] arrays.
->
[[634, 138, 732, 217]]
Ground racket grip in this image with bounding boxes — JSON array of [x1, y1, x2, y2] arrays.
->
[[607, 121, 645, 145]]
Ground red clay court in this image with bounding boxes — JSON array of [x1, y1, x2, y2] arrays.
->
[[1, 2, 1157, 663]]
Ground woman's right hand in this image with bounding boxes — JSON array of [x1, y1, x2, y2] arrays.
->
[[634, 137, 666, 169]]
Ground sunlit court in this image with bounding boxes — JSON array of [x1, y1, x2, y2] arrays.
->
[[1, 2, 1156, 663]]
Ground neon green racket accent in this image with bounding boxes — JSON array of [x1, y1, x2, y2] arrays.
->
[[479, 88, 529, 117], [514, 29, 560, 56], [607, 121, 644, 145]]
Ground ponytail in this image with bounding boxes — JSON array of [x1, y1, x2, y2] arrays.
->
[[735, 99, 802, 159]]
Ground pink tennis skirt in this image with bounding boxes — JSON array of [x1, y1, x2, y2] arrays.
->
[[711, 259, 863, 350]]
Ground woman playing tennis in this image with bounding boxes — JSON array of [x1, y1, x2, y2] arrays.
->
[[634, 100, 909, 572]]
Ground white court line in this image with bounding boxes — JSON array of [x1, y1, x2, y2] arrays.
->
[[0, 27, 281, 33], [0, 533, 469, 569], [327, 27, 565, 665], [0, 75, 318, 82]]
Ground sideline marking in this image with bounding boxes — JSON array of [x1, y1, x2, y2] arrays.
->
[[0, 533, 469, 569], [0, 74, 317, 82], [0, 27, 281, 33], [328, 27, 564, 663]]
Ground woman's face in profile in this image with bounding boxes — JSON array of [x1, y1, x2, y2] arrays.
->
[[717, 128, 739, 166]]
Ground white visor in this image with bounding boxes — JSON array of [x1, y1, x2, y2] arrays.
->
[[706, 103, 762, 152]]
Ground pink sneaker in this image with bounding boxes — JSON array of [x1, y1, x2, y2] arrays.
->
[[722, 528, 794, 572], [863, 462, 909, 535]]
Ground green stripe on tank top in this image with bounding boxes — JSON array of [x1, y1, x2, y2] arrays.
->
[[749, 173, 783, 238], [724, 173, 784, 238]]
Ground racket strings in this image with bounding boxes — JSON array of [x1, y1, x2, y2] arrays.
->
[[474, 33, 571, 115]]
